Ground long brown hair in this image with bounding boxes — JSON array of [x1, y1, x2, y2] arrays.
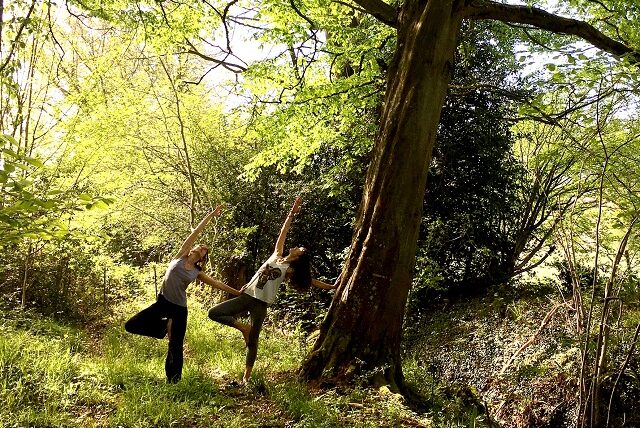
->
[[288, 252, 311, 291], [194, 246, 209, 271]]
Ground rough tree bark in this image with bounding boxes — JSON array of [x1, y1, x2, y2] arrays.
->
[[300, 0, 638, 393], [301, 0, 465, 391]]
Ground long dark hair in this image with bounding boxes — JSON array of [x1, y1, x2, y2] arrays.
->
[[194, 248, 209, 271], [288, 252, 311, 291]]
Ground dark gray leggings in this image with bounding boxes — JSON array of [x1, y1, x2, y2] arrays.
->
[[208, 293, 268, 367]]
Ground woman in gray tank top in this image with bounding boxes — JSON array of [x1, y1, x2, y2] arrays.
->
[[208, 197, 338, 384], [125, 206, 241, 383]]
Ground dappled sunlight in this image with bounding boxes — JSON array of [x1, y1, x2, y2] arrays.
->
[[2, 0, 639, 426]]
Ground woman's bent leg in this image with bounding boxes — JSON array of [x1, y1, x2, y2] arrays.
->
[[208, 294, 253, 327], [124, 297, 167, 339], [209, 294, 267, 382]]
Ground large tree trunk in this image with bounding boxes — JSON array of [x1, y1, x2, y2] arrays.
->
[[300, 0, 464, 390]]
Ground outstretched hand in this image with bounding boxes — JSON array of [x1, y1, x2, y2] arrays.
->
[[290, 196, 302, 216], [178, 205, 223, 259]]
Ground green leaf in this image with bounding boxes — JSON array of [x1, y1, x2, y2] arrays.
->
[[11, 161, 30, 170], [89, 200, 110, 210], [0, 135, 18, 147], [24, 157, 44, 168], [16, 200, 35, 209], [1, 148, 19, 158], [38, 200, 57, 209], [53, 230, 69, 238]]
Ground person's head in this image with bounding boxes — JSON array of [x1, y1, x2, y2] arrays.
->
[[286, 247, 311, 291], [189, 244, 209, 270]]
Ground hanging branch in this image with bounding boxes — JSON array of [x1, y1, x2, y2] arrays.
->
[[466, 0, 637, 62]]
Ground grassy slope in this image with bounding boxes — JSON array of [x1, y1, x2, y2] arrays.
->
[[1, 298, 438, 428], [405, 288, 579, 427], [7, 285, 634, 428]]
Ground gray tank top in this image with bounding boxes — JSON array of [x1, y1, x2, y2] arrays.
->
[[160, 257, 200, 307]]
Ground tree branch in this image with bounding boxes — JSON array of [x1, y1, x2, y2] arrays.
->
[[499, 302, 565, 375], [513, 244, 555, 276], [465, 0, 638, 62], [183, 40, 247, 73], [0, 0, 37, 73], [349, 0, 397, 27]]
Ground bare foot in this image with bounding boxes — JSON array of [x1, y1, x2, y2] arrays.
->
[[242, 365, 252, 384], [235, 322, 250, 346]]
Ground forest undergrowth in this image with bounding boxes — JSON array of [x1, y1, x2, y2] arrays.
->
[[0, 295, 436, 428], [405, 281, 640, 428], [2, 283, 639, 427]]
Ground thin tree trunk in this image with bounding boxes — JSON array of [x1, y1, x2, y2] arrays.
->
[[581, 153, 607, 428], [103, 267, 107, 309], [563, 158, 589, 335], [20, 31, 37, 157], [0, 0, 4, 135], [0, 0, 4, 54], [301, 0, 464, 391], [557, 219, 584, 334], [153, 263, 158, 296], [606, 321, 640, 428], [21, 242, 33, 308], [56, 257, 67, 315], [159, 58, 198, 227], [593, 215, 638, 423]]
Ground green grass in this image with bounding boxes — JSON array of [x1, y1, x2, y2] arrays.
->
[[0, 301, 275, 427], [1, 299, 491, 427]]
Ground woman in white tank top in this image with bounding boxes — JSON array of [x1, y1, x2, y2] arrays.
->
[[208, 196, 338, 384]]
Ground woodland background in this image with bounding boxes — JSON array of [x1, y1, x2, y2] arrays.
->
[[1, 0, 640, 426]]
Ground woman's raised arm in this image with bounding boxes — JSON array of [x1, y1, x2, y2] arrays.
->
[[274, 196, 301, 256], [173, 205, 222, 259]]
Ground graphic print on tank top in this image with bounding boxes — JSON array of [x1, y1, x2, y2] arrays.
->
[[256, 265, 284, 289]]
